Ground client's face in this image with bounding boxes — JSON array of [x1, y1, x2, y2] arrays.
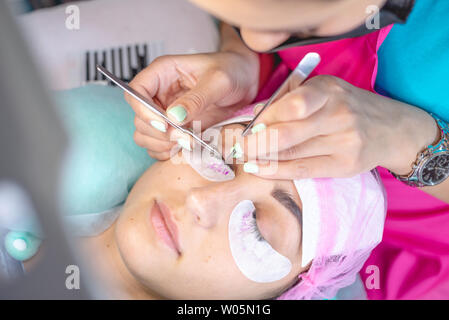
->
[[115, 127, 305, 299]]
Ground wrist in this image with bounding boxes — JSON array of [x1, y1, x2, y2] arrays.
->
[[386, 108, 440, 176], [218, 50, 260, 102]]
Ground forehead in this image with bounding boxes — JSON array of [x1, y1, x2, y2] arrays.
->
[[189, 0, 344, 30]]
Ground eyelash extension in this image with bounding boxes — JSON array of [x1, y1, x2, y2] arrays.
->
[[249, 209, 264, 242], [228, 162, 237, 172]]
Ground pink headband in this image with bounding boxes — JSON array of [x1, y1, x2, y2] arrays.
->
[[278, 171, 386, 299]]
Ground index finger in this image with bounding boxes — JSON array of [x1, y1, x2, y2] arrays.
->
[[253, 78, 329, 128], [126, 69, 168, 129]]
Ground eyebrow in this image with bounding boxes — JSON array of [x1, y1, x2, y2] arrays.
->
[[271, 188, 302, 227]]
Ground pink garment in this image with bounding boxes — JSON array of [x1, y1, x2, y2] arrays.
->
[[361, 168, 449, 299], [237, 25, 391, 115], [255, 26, 391, 100], [248, 26, 449, 299]]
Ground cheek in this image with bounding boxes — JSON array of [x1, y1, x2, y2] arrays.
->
[[114, 211, 156, 283], [180, 252, 271, 299], [240, 29, 290, 52], [195, 229, 241, 281], [258, 210, 299, 257], [313, 4, 368, 37], [178, 229, 264, 299]]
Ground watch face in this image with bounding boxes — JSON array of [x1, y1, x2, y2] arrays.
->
[[419, 152, 449, 186]]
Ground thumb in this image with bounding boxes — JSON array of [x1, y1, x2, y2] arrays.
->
[[166, 71, 228, 125]]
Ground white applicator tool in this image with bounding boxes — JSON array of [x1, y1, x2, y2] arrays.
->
[[242, 52, 321, 136]]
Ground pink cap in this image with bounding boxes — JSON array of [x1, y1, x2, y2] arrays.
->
[[278, 170, 386, 300]]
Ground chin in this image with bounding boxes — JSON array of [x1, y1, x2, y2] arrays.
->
[[241, 32, 289, 52]]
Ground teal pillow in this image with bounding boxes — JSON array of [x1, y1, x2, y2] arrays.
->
[[55, 84, 155, 216]]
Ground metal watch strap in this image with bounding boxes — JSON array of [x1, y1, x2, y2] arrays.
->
[[390, 114, 449, 187]]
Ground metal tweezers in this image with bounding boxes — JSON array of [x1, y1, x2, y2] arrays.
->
[[224, 52, 321, 163], [96, 65, 223, 159], [241, 52, 321, 136]]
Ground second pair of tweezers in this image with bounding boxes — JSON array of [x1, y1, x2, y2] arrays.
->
[[241, 52, 321, 136]]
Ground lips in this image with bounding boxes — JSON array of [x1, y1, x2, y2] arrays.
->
[[150, 200, 181, 255]]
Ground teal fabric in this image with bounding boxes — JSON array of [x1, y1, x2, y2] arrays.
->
[[375, 0, 449, 123], [55, 84, 155, 216]]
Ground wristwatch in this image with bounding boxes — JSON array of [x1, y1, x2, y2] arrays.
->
[[391, 114, 449, 187]]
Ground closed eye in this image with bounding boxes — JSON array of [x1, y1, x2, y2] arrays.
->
[[250, 209, 264, 242], [271, 187, 302, 244], [271, 188, 302, 223]]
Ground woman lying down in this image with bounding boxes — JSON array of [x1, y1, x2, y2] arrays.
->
[[15, 85, 386, 300]]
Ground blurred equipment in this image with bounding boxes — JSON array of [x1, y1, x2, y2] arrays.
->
[[0, 1, 89, 298]]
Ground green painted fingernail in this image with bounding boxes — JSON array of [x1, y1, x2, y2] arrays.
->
[[150, 120, 166, 132], [251, 123, 266, 134], [177, 138, 191, 151], [230, 142, 243, 159], [253, 103, 265, 115], [243, 162, 259, 174], [168, 105, 187, 122]]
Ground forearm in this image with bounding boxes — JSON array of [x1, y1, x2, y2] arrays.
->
[[384, 99, 449, 204]]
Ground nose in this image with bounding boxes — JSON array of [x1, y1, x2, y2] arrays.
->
[[185, 182, 243, 228]]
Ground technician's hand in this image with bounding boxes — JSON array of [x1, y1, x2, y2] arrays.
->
[[126, 51, 259, 160], [238, 75, 439, 179]]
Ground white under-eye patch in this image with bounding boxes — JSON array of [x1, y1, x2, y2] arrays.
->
[[228, 200, 292, 283], [182, 147, 235, 182], [181, 123, 235, 182], [180, 114, 255, 182]]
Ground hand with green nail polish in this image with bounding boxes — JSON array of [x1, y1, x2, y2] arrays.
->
[[240, 73, 445, 200], [168, 105, 188, 123], [125, 24, 259, 160]]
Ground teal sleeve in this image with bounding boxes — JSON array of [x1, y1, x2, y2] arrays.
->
[[54, 84, 156, 216], [375, 0, 449, 122]]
